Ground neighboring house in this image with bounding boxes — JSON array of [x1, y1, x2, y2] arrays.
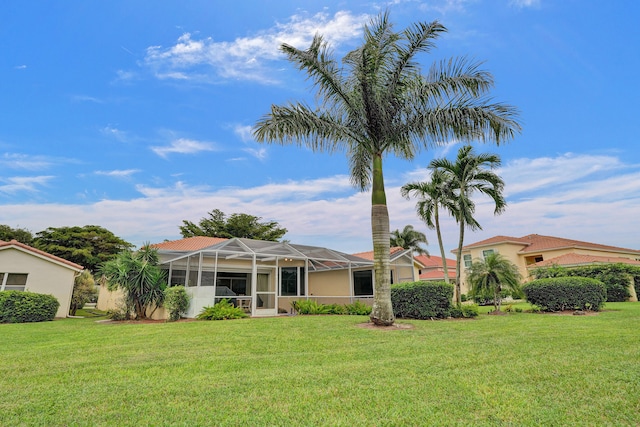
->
[[458, 234, 640, 295], [98, 237, 422, 318], [414, 255, 456, 282], [0, 239, 84, 318]]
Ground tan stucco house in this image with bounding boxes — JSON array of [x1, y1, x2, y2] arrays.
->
[[458, 234, 640, 295], [98, 236, 423, 318], [0, 240, 84, 318]]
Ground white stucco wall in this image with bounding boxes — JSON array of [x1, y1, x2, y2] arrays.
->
[[0, 248, 78, 318]]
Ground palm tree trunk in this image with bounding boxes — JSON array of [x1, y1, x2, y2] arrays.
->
[[455, 217, 465, 305], [434, 207, 450, 284], [370, 153, 394, 326]]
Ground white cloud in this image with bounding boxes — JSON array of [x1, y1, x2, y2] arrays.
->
[[95, 169, 140, 178], [151, 138, 217, 158], [1, 153, 53, 171], [234, 124, 254, 143], [0, 176, 54, 194], [1, 153, 639, 255], [142, 11, 368, 84], [101, 126, 128, 142], [243, 147, 267, 161]]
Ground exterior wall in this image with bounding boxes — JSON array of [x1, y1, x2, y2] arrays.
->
[[0, 248, 76, 318], [96, 284, 166, 320], [459, 243, 528, 294]]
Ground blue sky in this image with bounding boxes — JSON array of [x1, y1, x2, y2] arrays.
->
[[2, 0, 639, 254]]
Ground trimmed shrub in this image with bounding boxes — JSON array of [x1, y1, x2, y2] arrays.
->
[[522, 277, 606, 312], [531, 263, 639, 302], [0, 291, 60, 323], [164, 286, 190, 321], [391, 281, 453, 319], [196, 299, 248, 320]]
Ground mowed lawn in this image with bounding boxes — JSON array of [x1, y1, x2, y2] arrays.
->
[[1, 303, 639, 426]]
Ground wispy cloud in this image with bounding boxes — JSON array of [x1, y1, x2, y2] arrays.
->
[[14, 65, 27, 70], [101, 126, 129, 142], [95, 169, 140, 178], [509, 0, 541, 8], [0, 176, 54, 194], [71, 95, 103, 103], [1, 153, 56, 171], [151, 138, 217, 158], [142, 11, 368, 84]]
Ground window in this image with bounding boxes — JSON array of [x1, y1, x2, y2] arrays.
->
[[280, 267, 305, 296], [534, 256, 543, 263], [0, 273, 28, 291], [482, 249, 495, 260], [353, 270, 373, 296], [463, 254, 472, 269], [216, 273, 249, 296], [170, 269, 186, 286]]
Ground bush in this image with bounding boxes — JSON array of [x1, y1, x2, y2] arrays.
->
[[344, 300, 372, 316], [0, 291, 60, 323], [522, 277, 606, 312], [532, 263, 639, 302], [164, 286, 190, 321], [291, 300, 330, 315], [450, 304, 479, 318], [196, 299, 248, 320], [391, 281, 453, 320]]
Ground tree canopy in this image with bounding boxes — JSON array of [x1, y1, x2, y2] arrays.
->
[[430, 145, 507, 304], [390, 225, 429, 255], [0, 225, 34, 245], [33, 225, 133, 273], [179, 209, 287, 241]]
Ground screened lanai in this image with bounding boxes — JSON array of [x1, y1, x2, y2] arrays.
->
[[161, 238, 375, 317]]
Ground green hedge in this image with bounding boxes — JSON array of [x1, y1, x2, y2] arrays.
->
[[0, 291, 60, 323], [531, 263, 639, 302], [391, 281, 453, 319], [522, 277, 606, 312]]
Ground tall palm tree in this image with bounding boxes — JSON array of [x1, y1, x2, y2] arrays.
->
[[390, 225, 429, 255], [253, 12, 521, 326], [467, 252, 521, 313], [430, 145, 506, 304], [401, 169, 456, 283]]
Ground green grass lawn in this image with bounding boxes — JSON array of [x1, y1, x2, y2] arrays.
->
[[1, 303, 639, 426]]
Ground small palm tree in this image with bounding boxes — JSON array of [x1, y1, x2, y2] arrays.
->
[[254, 12, 520, 326], [430, 145, 506, 304], [390, 225, 429, 255], [100, 245, 167, 320], [401, 169, 457, 283], [467, 252, 521, 312]]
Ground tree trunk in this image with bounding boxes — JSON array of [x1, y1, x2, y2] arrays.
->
[[434, 208, 450, 284], [369, 154, 394, 326], [454, 217, 465, 305]]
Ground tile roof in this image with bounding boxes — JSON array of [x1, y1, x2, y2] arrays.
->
[[419, 269, 456, 280], [0, 239, 84, 271], [414, 254, 456, 269], [151, 236, 228, 252], [352, 246, 406, 261], [462, 234, 640, 255], [529, 253, 640, 268]]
